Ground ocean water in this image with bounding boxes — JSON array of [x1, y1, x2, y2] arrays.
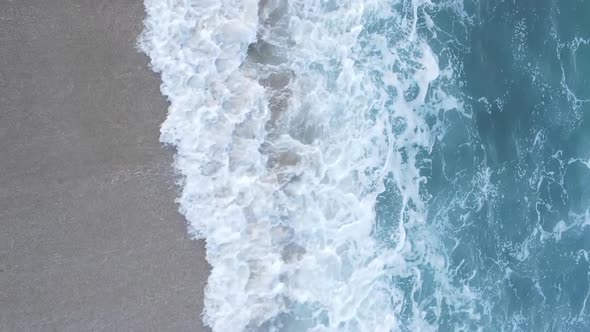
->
[[139, 0, 590, 331]]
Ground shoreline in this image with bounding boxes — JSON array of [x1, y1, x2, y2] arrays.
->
[[0, 1, 210, 330]]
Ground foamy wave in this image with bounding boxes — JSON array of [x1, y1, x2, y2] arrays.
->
[[140, 0, 477, 330]]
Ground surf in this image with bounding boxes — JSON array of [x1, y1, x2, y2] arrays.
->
[[139, 0, 480, 330]]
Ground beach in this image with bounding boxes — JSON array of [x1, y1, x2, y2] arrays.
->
[[4, 0, 590, 330], [0, 1, 209, 330]]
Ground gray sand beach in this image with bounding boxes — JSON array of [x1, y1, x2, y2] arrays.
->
[[0, 1, 209, 330]]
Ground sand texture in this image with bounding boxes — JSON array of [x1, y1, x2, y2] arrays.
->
[[0, 1, 210, 331]]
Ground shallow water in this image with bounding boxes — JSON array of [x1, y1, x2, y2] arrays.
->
[[140, 0, 590, 330]]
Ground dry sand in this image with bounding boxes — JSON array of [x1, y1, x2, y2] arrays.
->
[[0, 1, 209, 330]]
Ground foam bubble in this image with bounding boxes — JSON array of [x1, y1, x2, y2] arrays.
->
[[139, 0, 477, 330]]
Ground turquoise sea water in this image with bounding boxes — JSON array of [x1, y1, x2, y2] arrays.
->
[[383, 0, 590, 330], [141, 0, 590, 330]]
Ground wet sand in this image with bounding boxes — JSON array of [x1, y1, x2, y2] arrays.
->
[[0, 1, 209, 330]]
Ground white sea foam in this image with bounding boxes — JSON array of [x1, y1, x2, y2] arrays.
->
[[139, 0, 476, 330]]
